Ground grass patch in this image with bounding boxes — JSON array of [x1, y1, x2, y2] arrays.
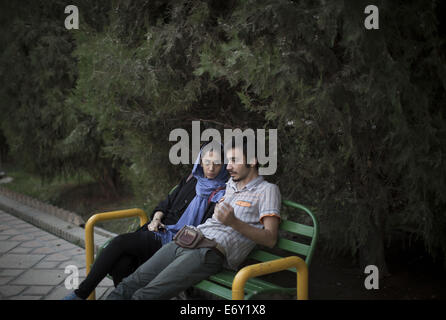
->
[[1, 162, 93, 203], [1, 162, 152, 234]]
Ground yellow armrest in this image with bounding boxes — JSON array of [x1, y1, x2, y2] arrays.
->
[[85, 208, 148, 300], [232, 256, 308, 300]]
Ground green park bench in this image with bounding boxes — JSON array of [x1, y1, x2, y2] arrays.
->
[[84, 198, 318, 300]]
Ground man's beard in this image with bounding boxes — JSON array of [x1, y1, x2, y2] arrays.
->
[[230, 171, 248, 182]]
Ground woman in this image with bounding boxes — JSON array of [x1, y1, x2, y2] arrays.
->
[[63, 143, 228, 299]]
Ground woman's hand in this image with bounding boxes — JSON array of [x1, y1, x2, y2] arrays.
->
[[147, 211, 165, 232]]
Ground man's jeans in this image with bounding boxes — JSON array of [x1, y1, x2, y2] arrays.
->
[[106, 242, 224, 300]]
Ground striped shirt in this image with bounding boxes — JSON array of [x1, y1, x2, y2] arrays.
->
[[196, 175, 281, 270]]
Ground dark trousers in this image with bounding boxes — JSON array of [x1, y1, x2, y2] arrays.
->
[[75, 230, 162, 299]]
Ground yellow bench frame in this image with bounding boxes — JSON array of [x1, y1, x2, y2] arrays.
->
[[84, 208, 309, 300]]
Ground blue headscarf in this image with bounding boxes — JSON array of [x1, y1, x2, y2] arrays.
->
[[155, 146, 228, 245]]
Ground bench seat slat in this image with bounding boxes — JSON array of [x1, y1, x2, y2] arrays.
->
[[195, 280, 232, 300], [209, 271, 283, 292], [208, 271, 234, 287], [197, 275, 292, 299]]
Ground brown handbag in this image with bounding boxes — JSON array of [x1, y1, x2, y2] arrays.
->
[[173, 226, 205, 248], [173, 225, 219, 249]]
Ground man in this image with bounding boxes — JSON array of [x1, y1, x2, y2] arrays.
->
[[107, 137, 281, 300]]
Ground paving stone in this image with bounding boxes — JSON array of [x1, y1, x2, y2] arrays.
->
[[47, 239, 67, 246], [0, 269, 25, 277], [0, 229, 20, 236], [72, 253, 85, 260], [0, 241, 20, 253], [9, 234, 34, 241], [27, 230, 48, 238], [45, 286, 72, 300], [97, 276, 114, 287], [0, 277, 13, 285], [8, 247, 34, 254], [31, 229, 51, 237], [58, 260, 85, 271], [23, 286, 53, 296], [0, 205, 114, 300], [13, 224, 36, 231], [0, 216, 16, 223], [0, 285, 27, 297], [0, 253, 45, 269], [65, 249, 85, 258], [50, 243, 78, 253], [34, 261, 61, 269], [31, 247, 56, 254], [0, 221, 17, 226], [44, 253, 71, 262], [9, 295, 42, 300], [97, 286, 113, 300], [15, 227, 35, 234], [77, 268, 87, 277], [8, 219, 29, 226], [35, 234, 59, 242], [11, 269, 65, 286], [20, 240, 45, 248]]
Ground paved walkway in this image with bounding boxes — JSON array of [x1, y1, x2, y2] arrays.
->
[[0, 210, 114, 300]]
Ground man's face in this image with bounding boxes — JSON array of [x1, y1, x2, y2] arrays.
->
[[226, 148, 251, 182], [201, 151, 222, 179]]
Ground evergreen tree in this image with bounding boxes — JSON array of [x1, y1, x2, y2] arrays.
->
[[0, 0, 121, 195], [1, 0, 444, 271], [0, 1, 77, 180]]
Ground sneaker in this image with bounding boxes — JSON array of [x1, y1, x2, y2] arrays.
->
[[62, 292, 82, 300]]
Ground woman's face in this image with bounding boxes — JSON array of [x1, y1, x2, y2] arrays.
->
[[201, 151, 223, 179]]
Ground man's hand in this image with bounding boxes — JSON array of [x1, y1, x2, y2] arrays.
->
[[213, 201, 280, 248], [213, 202, 237, 226], [147, 211, 165, 232]]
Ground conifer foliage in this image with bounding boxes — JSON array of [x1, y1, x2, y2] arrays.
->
[[0, 0, 444, 270]]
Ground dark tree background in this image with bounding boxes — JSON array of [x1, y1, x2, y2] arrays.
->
[[0, 0, 445, 274]]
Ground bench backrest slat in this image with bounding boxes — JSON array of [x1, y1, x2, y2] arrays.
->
[[248, 249, 282, 262], [279, 220, 314, 237], [250, 200, 318, 267], [248, 249, 298, 272], [276, 238, 310, 256]]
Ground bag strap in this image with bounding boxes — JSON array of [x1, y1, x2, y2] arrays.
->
[[186, 173, 194, 183], [207, 186, 225, 205]]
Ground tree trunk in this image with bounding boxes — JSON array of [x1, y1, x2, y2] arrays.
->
[[359, 216, 390, 279], [92, 166, 121, 199]]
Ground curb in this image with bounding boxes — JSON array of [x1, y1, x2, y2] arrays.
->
[[0, 186, 85, 226], [0, 186, 117, 252]]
